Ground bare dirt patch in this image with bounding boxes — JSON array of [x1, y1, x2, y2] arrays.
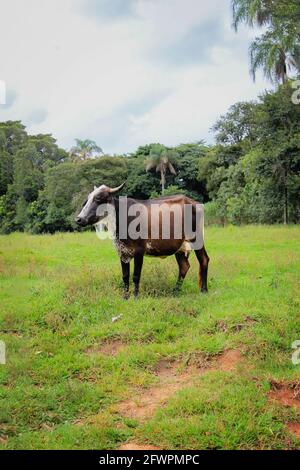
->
[[115, 349, 243, 451], [287, 423, 300, 440], [117, 349, 243, 421], [268, 381, 300, 442], [216, 349, 244, 372], [85, 339, 125, 357], [117, 360, 200, 420], [118, 442, 162, 450], [268, 381, 300, 411], [0, 436, 8, 446]]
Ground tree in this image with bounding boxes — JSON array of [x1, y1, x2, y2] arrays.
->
[[44, 156, 128, 232], [13, 144, 43, 203], [44, 162, 80, 232], [254, 83, 300, 224], [69, 139, 103, 161], [212, 101, 259, 146], [28, 134, 67, 167], [232, 0, 300, 31], [0, 148, 13, 196], [173, 142, 209, 201], [145, 144, 177, 195], [250, 28, 300, 84], [0, 121, 27, 155], [0, 121, 27, 196], [150, 185, 186, 199], [208, 79, 300, 225], [232, 0, 300, 85], [0, 187, 18, 233], [197, 145, 242, 200]]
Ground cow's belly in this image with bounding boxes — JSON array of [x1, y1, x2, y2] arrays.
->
[[145, 239, 190, 258]]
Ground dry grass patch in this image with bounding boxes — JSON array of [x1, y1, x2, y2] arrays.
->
[[118, 442, 162, 450], [85, 338, 126, 357]]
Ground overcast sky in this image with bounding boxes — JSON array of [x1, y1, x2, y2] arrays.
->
[[0, 0, 270, 154]]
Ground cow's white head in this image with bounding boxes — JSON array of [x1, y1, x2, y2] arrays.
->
[[75, 183, 125, 227]]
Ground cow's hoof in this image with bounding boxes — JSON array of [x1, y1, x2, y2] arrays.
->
[[123, 291, 130, 300], [200, 288, 208, 294]]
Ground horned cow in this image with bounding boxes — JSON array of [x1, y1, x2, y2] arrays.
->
[[76, 183, 209, 298]]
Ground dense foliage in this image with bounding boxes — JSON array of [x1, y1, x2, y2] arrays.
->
[[0, 81, 299, 233]]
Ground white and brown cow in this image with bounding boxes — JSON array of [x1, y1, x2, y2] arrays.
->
[[76, 183, 209, 298]]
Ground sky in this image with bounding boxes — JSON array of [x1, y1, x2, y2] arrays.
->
[[0, 0, 270, 154]]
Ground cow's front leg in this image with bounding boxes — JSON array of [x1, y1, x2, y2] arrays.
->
[[133, 253, 144, 298], [121, 259, 130, 299]]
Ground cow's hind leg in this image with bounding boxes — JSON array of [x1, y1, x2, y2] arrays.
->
[[133, 253, 144, 299], [174, 252, 190, 293], [121, 260, 130, 299], [194, 246, 209, 293]]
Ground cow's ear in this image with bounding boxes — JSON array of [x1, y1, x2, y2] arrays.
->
[[94, 185, 97, 191]]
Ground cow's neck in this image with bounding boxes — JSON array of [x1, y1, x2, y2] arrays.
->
[[111, 197, 135, 263], [113, 196, 137, 239]]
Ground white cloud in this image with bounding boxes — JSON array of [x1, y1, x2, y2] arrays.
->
[[0, 0, 270, 153]]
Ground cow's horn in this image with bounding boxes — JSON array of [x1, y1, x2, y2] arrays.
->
[[109, 182, 125, 193]]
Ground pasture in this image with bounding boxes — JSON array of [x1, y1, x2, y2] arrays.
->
[[0, 226, 299, 450]]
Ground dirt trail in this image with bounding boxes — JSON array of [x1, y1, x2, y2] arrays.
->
[[116, 349, 243, 450], [117, 350, 243, 422], [78, 344, 300, 449], [117, 361, 201, 421]]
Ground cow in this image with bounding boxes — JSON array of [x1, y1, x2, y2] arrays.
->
[[75, 183, 209, 298]]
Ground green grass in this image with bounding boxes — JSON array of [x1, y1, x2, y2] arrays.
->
[[0, 226, 299, 449]]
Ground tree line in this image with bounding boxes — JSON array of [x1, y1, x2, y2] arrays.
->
[[0, 80, 299, 233], [0, 0, 299, 232]]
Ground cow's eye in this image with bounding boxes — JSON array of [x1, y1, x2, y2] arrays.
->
[[94, 195, 102, 203]]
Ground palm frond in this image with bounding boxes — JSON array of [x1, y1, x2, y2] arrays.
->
[[145, 159, 156, 172], [249, 26, 300, 84], [168, 162, 177, 175], [232, 0, 272, 31]]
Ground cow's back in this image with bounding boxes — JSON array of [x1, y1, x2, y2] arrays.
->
[[115, 195, 202, 258]]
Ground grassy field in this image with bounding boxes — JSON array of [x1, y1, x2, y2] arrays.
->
[[0, 226, 300, 450]]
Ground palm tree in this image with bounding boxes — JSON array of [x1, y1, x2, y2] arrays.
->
[[232, 0, 273, 30], [250, 29, 300, 84], [69, 139, 103, 161], [232, 0, 300, 29], [145, 144, 177, 195], [232, 1, 300, 84], [232, 0, 300, 46]]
